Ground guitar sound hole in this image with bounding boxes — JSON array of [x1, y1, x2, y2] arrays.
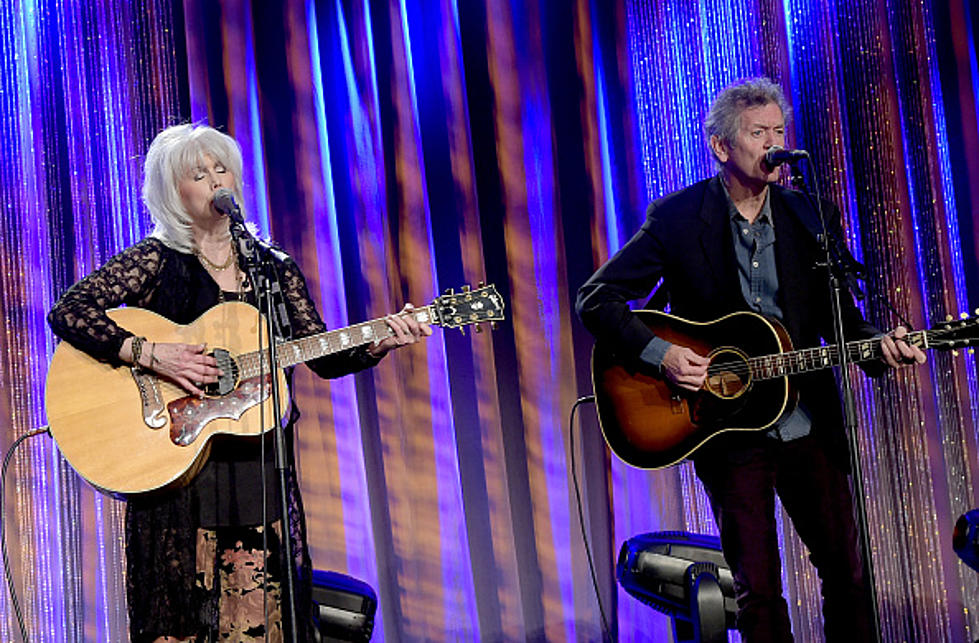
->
[[202, 348, 239, 397], [705, 349, 750, 399]]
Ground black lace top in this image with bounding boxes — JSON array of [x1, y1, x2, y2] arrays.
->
[[47, 236, 378, 641]]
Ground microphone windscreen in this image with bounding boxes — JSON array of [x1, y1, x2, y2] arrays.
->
[[764, 145, 785, 166], [212, 188, 238, 216]]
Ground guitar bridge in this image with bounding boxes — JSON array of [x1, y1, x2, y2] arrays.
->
[[669, 392, 685, 415], [131, 367, 167, 429]]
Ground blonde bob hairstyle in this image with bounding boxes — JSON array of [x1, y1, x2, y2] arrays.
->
[[142, 124, 246, 253]]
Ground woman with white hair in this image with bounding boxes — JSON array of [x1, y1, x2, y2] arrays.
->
[[48, 123, 430, 642]]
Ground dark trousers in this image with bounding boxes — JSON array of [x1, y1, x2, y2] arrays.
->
[[693, 434, 874, 643]]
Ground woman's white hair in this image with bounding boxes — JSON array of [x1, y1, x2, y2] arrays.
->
[[142, 124, 246, 253]]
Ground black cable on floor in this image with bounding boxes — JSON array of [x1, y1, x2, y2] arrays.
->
[[568, 394, 613, 642]]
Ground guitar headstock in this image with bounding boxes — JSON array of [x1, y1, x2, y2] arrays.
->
[[928, 312, 979, 353], [431, 283, 506, 332]]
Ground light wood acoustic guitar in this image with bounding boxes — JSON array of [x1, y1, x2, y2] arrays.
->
[[592, 309, 978, 469], [45, 284, 505, 497]]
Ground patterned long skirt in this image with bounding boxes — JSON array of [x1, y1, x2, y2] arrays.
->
[[195, 522, 284, 642]]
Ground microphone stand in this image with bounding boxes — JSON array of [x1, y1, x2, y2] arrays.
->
[[227, 214, 300, 643], [788, 162, 883, 643]]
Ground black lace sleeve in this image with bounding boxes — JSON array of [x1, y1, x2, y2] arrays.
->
[[47, 238, 166, 365], [276, 256, 382, 379]]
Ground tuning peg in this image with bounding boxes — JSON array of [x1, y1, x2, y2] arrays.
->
[[478, 281, 485, 288], [974, 308, 978, 316], [444, 287, 455, 295], [962, 312, 970, 320], [490, 321, 498, 330], [474, 324, 483, 333], [459, 327, 466, 336], [947, 314, 954, 322], [953, 350, 960, 357], [462, 285, 471, 293]]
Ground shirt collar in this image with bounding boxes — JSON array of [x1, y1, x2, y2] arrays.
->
[[720, 176, 773, 225]]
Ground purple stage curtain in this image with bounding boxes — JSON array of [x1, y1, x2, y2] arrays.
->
[[1, 0, 978, 640]]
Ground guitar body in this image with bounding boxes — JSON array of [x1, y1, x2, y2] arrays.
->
[[45, 302, 289, 497], [43, 283, 507, 497], [592, 310, 796, 469]]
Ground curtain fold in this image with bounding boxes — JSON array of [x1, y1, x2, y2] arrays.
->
[[1, 0, 978, 640]]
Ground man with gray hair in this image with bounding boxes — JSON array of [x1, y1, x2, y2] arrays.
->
[[577, 77, 924, 641]]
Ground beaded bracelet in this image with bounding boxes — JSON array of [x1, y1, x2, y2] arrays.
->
[[131, 336, 146, 367]]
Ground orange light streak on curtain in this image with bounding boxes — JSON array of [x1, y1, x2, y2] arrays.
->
[[279, 0, 379, 593], [379, 5, 457, 635], [485, 0, 587, 637], [434, 1, 528, 638], [344, 3, 481, 637]]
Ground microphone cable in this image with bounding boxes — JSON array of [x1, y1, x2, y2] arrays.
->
[[568, 394, 613, 642], [1, 425, 50, 643]]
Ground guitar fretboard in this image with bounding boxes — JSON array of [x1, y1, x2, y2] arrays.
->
[[234, 306, 437, 380], [747, 330, 927, 380]]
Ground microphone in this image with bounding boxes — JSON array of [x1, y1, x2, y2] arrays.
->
[[213, 187, 256, 262], [764, 145, 809, 169], [212, 188, 243, 222]]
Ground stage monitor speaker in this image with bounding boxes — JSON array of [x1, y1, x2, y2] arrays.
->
[[311, 570, 377, 642], [954, 509, 979, 573], [617, 531, 736, 643]]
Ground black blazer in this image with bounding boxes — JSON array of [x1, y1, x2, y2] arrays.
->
[[576, 175, 882, 463]]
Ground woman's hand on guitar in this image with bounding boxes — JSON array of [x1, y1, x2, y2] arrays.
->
[[367, 303, 433, 358], [880, 326, 927, 369], [661, 345, 710, 392], [144, 342, 221, 397]]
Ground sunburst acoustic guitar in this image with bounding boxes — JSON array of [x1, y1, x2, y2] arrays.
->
[[45, 284, 505, 497], [592, 309, 978, 469]]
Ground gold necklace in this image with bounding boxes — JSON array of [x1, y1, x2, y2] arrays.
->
[[194, 245, 234, 271], [217, 253, 244, 304]]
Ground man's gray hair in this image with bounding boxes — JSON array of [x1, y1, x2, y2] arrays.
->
[[705, 77, 792, 163], [142, 124, 246, 253]]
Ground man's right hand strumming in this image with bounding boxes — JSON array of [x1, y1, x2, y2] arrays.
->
[[661, 344, 710, 392]]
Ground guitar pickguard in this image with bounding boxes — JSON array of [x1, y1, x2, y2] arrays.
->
[[167, 374, 272, 446]]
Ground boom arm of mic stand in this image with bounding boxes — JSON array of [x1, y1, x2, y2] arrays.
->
[[788, 165, 866, 300], [790, 167, 916, 330]]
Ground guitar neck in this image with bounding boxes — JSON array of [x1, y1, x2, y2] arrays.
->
[[234, 305, 438, 379], [748, 329, 929, 380]]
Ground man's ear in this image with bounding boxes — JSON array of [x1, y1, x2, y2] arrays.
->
[[709, 135, 729, 164]]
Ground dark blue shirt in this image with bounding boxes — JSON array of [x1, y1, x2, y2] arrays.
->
[[726, 184, 811, 441]]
